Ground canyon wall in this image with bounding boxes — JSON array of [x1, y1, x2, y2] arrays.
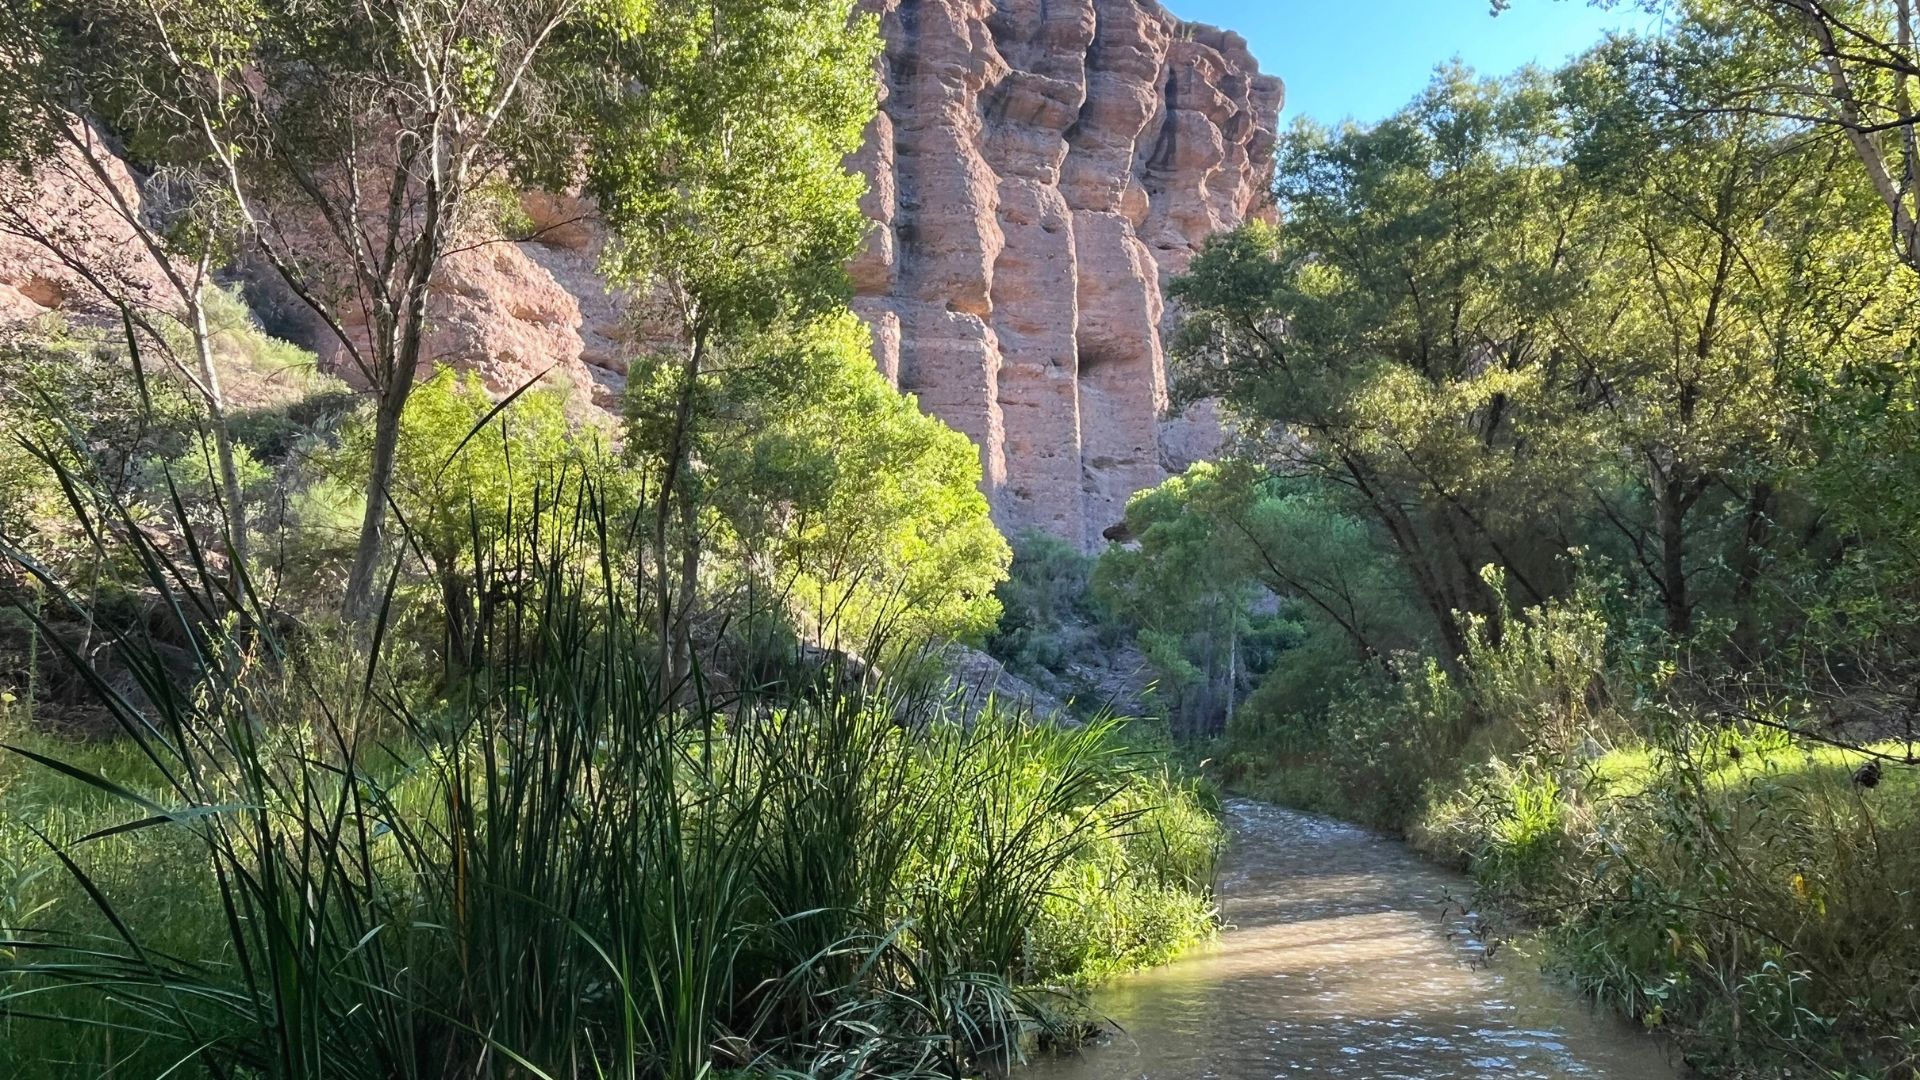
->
[[0, 1, 1282, 551], [850, 0, 1282, 548]]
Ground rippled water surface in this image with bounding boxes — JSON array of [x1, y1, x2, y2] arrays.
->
[[1024, 800, 1681, 1079]]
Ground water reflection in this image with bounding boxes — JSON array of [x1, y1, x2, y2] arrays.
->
[[1023, 800, 1681, 1079]]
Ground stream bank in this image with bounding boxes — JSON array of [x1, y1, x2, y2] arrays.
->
[[1026, 799, 1681, 1079]]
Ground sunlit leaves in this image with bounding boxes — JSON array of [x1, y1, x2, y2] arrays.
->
[[591, 0, 880, 338]]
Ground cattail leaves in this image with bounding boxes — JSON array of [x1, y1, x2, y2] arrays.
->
[[0, 461, 1215, 1078]]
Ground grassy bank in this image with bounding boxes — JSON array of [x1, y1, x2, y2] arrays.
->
[[1413, 728, 1920, 1077], [0, 711, 1219, 1080], [0, 511, 1219, 1080], [1209, 600, 1920, 1078]]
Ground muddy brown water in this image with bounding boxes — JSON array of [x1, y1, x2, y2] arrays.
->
[[1023, 799, 1683, 1080]]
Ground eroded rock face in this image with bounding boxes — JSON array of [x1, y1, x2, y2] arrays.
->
[[277, 190, 638, 414], [853, 0, 1281, 548], [0, 4, 1280, 551], [0, 125, 177, 327], [412, 0, 1282, 549]]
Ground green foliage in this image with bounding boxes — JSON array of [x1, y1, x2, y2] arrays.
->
[[1093, 464, 1306, 735], [1095, 463, 1429, 738], [712, 315, 1007, 643], [336, 368, 592, 566], [986, 532, 1114, 686], [1417, 677, 1920, 1075], [592, 0, 880, 340], [330, 367, 623, 662], [0, 317, 274, 577], [1229, 655, 1469, 832], [1223, 570, 1920, 1076], [626, 314, 1009, 646], [1171, 49, 1907, 657], [1170, 71, 1591, 654], [0, 475, 1213, 1080], [586, 0, 884, 675], [1030, 767, 1222, 984]]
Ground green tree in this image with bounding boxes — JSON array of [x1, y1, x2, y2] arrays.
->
[[1096, 462, 1420, 735], [1555, 37, 1900, 638], [593, 0, 880, 685], [1173, 56, 1901, 661], [628, 313, 1008, 649], [0, 115, 255, 583], [1095, 465, 1266, 734], [337, 369, 592, 661], [1671, 0, 1920, 278], [2, 0, 654, 622], [1171, 70, 1591, 661]]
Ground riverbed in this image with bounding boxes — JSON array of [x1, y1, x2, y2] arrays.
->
[[1024, 799, 1681, 1079]]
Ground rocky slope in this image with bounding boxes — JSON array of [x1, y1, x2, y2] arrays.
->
[[850, 0, 1281, 549], [0, 1, 1281, 551]]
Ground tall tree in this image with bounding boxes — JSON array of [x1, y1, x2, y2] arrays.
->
[[593, 0, 879, 686], [1170, 70, 1592, 661], [1718, 0, 1920, 275], [676, 313, 1009, 646], [1171, 54, 1899, 659], [5, 0, 648, 621], [1555, 37, 1895, 638]]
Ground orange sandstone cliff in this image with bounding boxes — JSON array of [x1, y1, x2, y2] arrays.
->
[[0, 0, 1281, 551], [850, 0, 1281, 548]]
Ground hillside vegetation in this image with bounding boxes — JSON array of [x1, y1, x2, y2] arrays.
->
[[0, 0, 1222, 1076], [1029, 4, 1920, 1076]]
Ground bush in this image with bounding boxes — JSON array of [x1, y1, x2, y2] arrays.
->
[[1228, 653, 1467, 832], [1431, 720, 1920, 1076], [986, 531, 1111, 685], [1029, 766, 1222, 983], [1400, 598, 1920, 1077]]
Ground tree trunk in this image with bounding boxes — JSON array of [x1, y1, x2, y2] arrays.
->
[[186, 294, 250, 593], [1656, 469, 1694, 638], [1224, 620, 1238, 733], [343, 168, 443, 625], [672, 486, 700, 693], [344, 378, 412, 623], [653, 325, 707, 695], [440, 561, 471, 674]]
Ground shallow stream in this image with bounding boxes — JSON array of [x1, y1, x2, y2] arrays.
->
[[1024, 800, 1682, 1079]]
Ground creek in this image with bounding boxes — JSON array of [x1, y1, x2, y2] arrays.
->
[[1024, 799, 1682, 1079]]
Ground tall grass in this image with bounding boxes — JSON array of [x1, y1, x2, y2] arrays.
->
[[0, 476, 1218, 1079]]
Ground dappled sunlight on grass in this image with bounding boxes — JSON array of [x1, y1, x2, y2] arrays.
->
[[1591, 735, 1920, 805]]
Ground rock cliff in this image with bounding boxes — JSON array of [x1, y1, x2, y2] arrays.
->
[[850, 0, 1281, 548], [0, 1, 1281, 551]]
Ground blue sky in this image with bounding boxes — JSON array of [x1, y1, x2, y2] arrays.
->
[[1167, 0, 1667, 126]]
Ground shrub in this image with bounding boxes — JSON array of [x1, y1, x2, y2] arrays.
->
[[986, 531, 1110, 685], [1409, 645, 1920, 1075]]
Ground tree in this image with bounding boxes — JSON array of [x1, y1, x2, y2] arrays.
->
[[628, 313, 1008, 649], [1172, 50, 1906, 660], [1170, 70, 1593, 662], [1703, 0, 1920, 276], [4, 0, 649, 622], [337, 368, 591, 663], [591, 0, 880, 684], [1554, 36, 1899, 638], [1096, 463, 1419, 734]]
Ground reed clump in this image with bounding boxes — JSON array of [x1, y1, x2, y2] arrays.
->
[[0, 483, 1219, 1080]]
